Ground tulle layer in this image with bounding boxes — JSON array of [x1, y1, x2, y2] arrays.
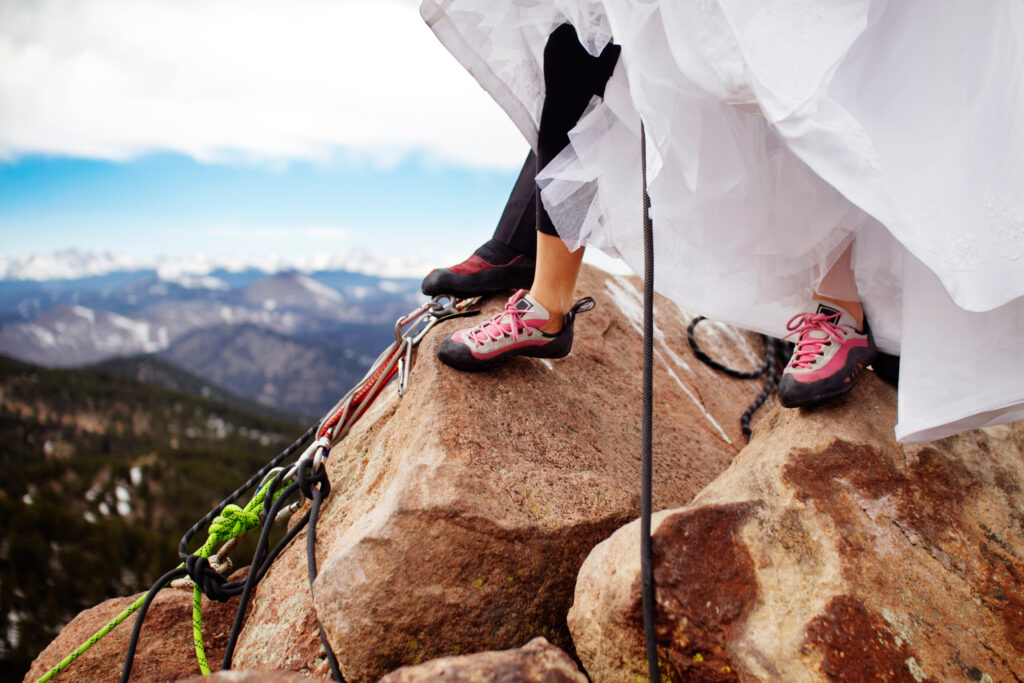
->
[[421, 0, 1024, 442]]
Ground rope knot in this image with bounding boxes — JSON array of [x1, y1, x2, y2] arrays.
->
[[209, 504, 261, 543], [297, 460, 331, 500], [185, 555, 235, 602]]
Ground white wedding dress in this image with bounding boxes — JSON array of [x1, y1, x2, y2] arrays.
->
[[421, 0, 1024, 442]]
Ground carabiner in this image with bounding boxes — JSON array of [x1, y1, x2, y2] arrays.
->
[[397, 339, 414, 397], [387, 295, 483, 396], [396, 310, 436, 346], [392, 296, 480, 347], [310, 434, 332, 472], [394, 303, 432, 345], [255, 467, 285, 495], [427, 294, 461, 319], [410, 295, 481, 345]]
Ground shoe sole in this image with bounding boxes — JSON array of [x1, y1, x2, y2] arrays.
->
[[437, 327, 573, 371], [777, 346, 876, 408]]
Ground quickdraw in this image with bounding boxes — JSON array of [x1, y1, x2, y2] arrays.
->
[[316, 294, 479, 449], [34, 294, 480, 683]]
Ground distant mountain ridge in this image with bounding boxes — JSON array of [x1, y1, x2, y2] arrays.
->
[[0, 256, 426, 417], [160, 321, 394, 419]]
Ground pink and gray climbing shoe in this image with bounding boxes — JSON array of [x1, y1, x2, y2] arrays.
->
[[437, 290, 595, 371], [776, 300, 877, 408]]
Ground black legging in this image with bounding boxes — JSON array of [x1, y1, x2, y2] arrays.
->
[[491, 24, 620, 256]]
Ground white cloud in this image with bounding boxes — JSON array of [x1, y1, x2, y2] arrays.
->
[[0, 0, 525, 169]]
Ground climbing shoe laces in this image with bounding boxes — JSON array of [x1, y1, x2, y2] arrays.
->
[[464, 290, 537, 347], [784, 311, 847, 369]]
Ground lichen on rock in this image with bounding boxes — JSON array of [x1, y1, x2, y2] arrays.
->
[[568, 372, 1024, 682]]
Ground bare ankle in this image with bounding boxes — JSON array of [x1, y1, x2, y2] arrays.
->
[[814, 292, 864, 328], [526, 289, 565, 334], [540, 316, 564, 334]]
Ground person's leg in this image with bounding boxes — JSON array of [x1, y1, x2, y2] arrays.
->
[[493, 151, 539, 259], [811, 244, 863, 327], [530, 232, 586, 333], [436, 25, 618, 369], [527, 23, 620, 332], [777, 243, 877, 407], [534, 24, 620, 188]]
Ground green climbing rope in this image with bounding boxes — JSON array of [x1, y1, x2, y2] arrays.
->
[[33, 472, 287, 683], [33, 593, 148, 683], [190, 474, 281, 675]]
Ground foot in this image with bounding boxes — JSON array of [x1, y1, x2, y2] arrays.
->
[[437, 290, 595, 371], [422, 239, 536, 298], [776, 299, 877, 408]]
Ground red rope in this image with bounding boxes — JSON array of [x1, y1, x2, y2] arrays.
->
[[315, 297, 469, 441], [318, 345, 402, 439]]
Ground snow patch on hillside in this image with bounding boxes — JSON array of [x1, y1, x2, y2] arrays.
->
[[294, 274, 344, 303]]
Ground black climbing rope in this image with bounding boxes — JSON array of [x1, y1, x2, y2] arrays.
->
[[687, 316, 791, 439], [299, 461, 344, 681], [214, 460, 344, 681], [121, 473, 313, 681], [120, 427, 320, 683], [221, 469, 309, 669], [639, 123, 661, 683], [118, 566, 189, 683]]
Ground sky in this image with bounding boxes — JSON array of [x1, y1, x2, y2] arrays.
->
[[0, 0, 626, 276]]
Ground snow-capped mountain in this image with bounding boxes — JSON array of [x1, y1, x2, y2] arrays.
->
[[0, 248, 435, 282], [0, 305, 168, 367], [241, 273, 346, 310], [0, 250, 145, 281], [0, 259, 425, 416]]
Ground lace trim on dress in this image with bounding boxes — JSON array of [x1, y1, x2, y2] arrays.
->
[[984, 189, 1024, 261], [931, 190, 1024, 273]]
